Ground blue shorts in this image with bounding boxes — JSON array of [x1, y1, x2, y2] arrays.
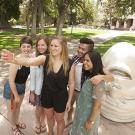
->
[[3, 80, 26, 99]]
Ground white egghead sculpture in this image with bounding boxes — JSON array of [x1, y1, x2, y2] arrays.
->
[[101, 42, 135, 122]]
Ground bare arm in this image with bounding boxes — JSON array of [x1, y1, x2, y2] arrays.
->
[[13, 55, 45, 66], [66, 64, 75, 112], [90, 69, 114, 85], [1, 49, 45, 66], [88, 99, 101, 122], [85, 99, 101, 130], [8, 64, 20, 103], [103, 69, 114, 82]]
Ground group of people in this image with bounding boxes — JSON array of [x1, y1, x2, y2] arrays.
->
[[1, 35, 113, 135]]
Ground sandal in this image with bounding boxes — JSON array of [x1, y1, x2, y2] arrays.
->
[[16, 122, 26, 129], [41, 125, 47, 133], [34, 126, 41, 134], [12, 127, 24, 135]]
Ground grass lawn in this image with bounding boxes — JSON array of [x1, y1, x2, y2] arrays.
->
[[0, 27, 106, 50], [96, 32, 135, 55]]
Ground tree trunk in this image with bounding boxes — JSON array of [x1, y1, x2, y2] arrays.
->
[[31, 9, 37, 36], [26, 16, 30, 36], [56, 12, 65, 36], [40, 3, 44, 34], [31, 0, 38, 37], [0, 14, 10, 28], [53, 17, 57, 27], [109, 13, 112, 29]]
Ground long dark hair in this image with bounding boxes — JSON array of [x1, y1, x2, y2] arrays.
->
[[81, 51, 105, 86], [36, 36, 49, 56]]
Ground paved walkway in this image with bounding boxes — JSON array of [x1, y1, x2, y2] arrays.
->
[[68, 30, 126, 56], [1, 30, 135, 135]]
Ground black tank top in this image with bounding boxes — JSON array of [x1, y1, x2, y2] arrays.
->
[[15, 66, 30, 84], [42, 56, 73, 93]]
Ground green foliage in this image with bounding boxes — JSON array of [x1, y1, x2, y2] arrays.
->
[[78, 0, 94, 24], [115, 0, 135, 16], [0, 27, 105, 50], [0, 28, 26, 49], [0, 0, 22, 26], [104, 0, 135, 19]]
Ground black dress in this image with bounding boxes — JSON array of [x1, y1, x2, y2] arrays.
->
[[41, 56, 73, 113]]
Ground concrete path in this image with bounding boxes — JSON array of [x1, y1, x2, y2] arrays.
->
[[90, 30, 125, 44], [1, 30, 135, 135], [68, 30, 126, 56]]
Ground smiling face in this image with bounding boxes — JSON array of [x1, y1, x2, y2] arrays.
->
[[50, 39, 62, 57], [101, 42, 135, 122], [77, 43, 89, 57], [37, 39, 47, 54], [20, 43, 32, 56], [83, 54, 93, 71]]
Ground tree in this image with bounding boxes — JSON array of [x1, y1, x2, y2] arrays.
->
[[115, 0, 135, 17], [102, 0, 135, 28], [77, 0, 94, 25], [55, 0, 70, 36], [102, 0, 115, 28], [21, 0, 53, 36], [55, 0, 84, 36], [23, 0, 32, 35], [103, 0, 135, 20], [0, 0, 22, 28], [20, 0, 95, 36]]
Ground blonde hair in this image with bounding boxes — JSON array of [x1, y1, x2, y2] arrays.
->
[[47, 36, 69, 75]]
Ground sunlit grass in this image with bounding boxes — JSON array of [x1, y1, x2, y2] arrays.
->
[[0, 27, 107, 50], [96, 32, 135, 55], [1, 27, 135, 54]]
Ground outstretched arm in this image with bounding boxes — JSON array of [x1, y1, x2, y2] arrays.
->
[[1, 49, 45, 66]]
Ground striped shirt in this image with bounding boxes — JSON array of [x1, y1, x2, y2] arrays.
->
[[72, 55, 81, 65]]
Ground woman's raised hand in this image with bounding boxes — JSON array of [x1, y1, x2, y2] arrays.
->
[[1, 49, 14, 63]]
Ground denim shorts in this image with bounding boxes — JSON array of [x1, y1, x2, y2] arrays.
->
[[3, 80, 26, 99]]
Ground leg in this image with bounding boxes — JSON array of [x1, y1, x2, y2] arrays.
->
[[55, 111, 65, 135], [40, 107, 46, 132], [6, 99, 17, 129], [5, 99, 24, 135], [14, 95, 24, 124], [34, 106, 46, 133], [45, 108, 55, 135], [67, 91, 76, 125], [35, 106, 42, 126], [34, 106, 42, 134]]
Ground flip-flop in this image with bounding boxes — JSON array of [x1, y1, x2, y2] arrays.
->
[[34, 126, 41, 134], [16, 122, 26, 129], [41, 125, 47, 133], [12, 127, 24, 135]]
